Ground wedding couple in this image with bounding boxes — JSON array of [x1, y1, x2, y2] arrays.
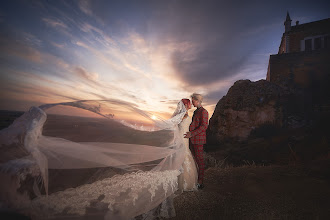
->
[[0, 94, 208, 219], [177, 93, 209, 191]]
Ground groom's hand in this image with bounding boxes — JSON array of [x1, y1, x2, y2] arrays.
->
[[184, 132, 192, 138]]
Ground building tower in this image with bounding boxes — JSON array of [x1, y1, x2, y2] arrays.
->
[[284, 11, 292, 33], [283, 12, 292, 53]]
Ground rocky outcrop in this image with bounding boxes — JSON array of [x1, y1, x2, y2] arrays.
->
[[206, 77, 330, 166], [207, 79, 292, 144]]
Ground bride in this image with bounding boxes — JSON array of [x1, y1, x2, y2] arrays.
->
[[177, 99, 198, 192], [0, 98, 197, 219]]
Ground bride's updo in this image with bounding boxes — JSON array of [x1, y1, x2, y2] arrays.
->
[[181, 99, 191, 109]]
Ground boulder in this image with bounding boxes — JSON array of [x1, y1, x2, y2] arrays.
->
[[207, 79, 292, 145]]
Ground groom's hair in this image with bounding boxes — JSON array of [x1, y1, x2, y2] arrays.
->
[[191, 93, 203, 103]]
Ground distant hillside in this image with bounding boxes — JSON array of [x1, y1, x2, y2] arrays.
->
[[0, 110, 24, 130], [43, 114, 173, 147]]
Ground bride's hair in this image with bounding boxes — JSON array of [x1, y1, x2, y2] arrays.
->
[[181, 98, 191, 106]]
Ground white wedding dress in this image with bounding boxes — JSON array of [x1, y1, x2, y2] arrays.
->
[[177, 116, 198, 192], [0, 99, 194, 219]]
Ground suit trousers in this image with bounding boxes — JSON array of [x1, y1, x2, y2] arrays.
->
[[191, 144, 205, 183]]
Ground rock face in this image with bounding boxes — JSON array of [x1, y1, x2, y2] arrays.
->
[[207, 80, 289, 144]]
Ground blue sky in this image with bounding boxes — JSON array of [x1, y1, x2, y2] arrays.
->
[[0, 0, 329, 117]]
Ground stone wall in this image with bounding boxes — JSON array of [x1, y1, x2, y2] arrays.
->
[[267, 49, 330, 89], [288, 31, 305, 52]]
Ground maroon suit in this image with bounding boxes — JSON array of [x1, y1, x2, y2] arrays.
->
[[189, 107, 208, 183]]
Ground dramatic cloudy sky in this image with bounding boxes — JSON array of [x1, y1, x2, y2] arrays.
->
[[1, 0, 329, 117]]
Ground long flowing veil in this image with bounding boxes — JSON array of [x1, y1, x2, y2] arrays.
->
[[0, 99, 188, 219]]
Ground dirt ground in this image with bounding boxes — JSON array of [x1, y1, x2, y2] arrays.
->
[[171, 165, 330, 220]]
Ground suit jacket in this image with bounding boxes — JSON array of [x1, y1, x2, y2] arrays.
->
[[189, 107, 209, 145]]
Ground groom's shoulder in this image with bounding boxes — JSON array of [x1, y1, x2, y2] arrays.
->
[[194, 107, 208, 114], [200, 107, 208, 113], [202, 108, 208, 117]]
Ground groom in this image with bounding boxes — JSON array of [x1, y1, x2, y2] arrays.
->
[[184, 93, 209, 189]]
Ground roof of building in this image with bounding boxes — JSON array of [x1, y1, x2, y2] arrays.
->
[[289, 18, 330, 35]]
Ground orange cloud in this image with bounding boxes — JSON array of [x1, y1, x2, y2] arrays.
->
[[0, 36, 42, 63]]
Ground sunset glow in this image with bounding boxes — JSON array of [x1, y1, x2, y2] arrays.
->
[[1, 0, 329, 119]]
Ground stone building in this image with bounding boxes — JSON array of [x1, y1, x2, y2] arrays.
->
[[266, 13, 330, 88], [207, 13, 330, 148]]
